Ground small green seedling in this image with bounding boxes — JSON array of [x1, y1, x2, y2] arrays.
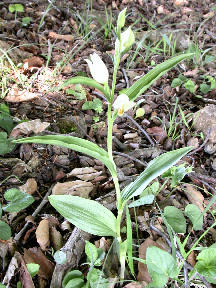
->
[[66, 84, 87, 100], [0, 188, 35, 240], [26, 263, 40, 278], [82, 98, 103, 114], [8, 4, 24, 21], [22, 17, 32, 27], [162, 164, 192, 188]]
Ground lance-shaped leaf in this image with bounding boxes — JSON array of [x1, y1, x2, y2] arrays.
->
[[49, 195, 117, 237], [13, 135, 116, 176], [59, 76, 110, 99], [121, 147, 192, 201], [124, 53, 194, 101]]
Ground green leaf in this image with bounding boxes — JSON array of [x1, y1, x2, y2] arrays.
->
[[54, 250, 67, 264], [87, 268, 109, 288], [171, 78, 182, 88], [0, 203, 2, 218], [162, 164, 192, 188], [0, 133, 15, 155], [59, 76, 109, 100], [200, 83, 211, 94], [0, 283, 6, 288], [85, 241, 100, 266], [9, 4, 24, 13], [184, 79, 196, 93], [195, 247, 216, 284], [49, 195, 117, 237], [0, 113, 14, 133], [128, 195, 154, 208], [26, 263, 40, 277], [164, 206, 186, 233], [146, 247, 178, 288], [0, 220, 11, 240], [121, 147, 192, 201], [22, 17, 32, 26], [126, 206, 134, 276], [82, 98, 103, 114], [65, 278, 85, 288], [124, 53, 194, 101], [185, 204, 203, 231], [0, 103, 10, 114], [135, 108, 145, 118], [62, 270, 83, 288], [12, 135, 116, 176], [3, 188, 34, 213]]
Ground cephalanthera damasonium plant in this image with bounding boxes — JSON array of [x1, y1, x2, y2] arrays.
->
[[12, 8, 194, 282]]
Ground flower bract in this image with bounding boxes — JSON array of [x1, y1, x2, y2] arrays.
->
[[115, 27, 135, 54], [85, 53, 109, 84]]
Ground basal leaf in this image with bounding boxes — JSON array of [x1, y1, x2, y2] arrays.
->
[[59, 76, 109, 99], [49, 195, 117, 237], [12, 135, 116, 176], [121, 147, 192, 201], [124, 53, 194, 101], [164, 206, 186, 234]]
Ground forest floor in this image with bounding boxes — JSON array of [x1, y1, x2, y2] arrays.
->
[[0, 0, 216, 287]]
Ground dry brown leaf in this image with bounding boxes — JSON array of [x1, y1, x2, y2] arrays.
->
[[10, 119, 50, 138], [20, 256, 35, 288], [19, 178, 37, 195], [187, 250, 196, 267], [203, 11, 215, 18], [67, 167, 102, 181], [36, 219, 50, 251], [146, 126, 167, 144], [124, 132, 138, 140], [48, 32, 73, 41], [50, 226, 63, 251], [23, 56, 44, 72], [182, 183, 204, 212], [183, 68, 198, 77], [24, 247, 54, 280], [181, 7, 193, 14], [5, 88, 41, 102], [52, 180, 93, 198], [138, 237, 165, 282]]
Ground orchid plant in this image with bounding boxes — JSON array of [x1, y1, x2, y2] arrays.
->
[[12, 8, 194, 284]]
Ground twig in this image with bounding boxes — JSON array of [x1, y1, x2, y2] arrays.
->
[[124, 113, 155, 146], [189, 172, 216, 186], [14, 185, 53, 242], [121, 68, 130, 88], [113, 151, 147, 167], [149, 220, 212, 288]]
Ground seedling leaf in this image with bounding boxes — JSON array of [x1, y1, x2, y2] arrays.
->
[[185, 204, 203, 231], [164, 206, 186, 233], [3, 188, 34, 213], [0, 220, 12, 240]]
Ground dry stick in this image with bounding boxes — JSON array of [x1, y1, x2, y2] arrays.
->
[[149, 220, 212, 288], [124, 113, 155, 146], [121, 67, 130, 88], [113, 151, 147, 167], [190, 172, 216, 186], [14, 185, 53, 242]]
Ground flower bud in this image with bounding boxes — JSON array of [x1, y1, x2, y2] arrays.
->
[[115, 27, 135, 54], [113, 94, 135, 116], [85, 53, 109, 84]]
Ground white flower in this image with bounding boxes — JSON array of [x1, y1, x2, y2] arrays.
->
[[85, 53, 109, 84], [115, 27, 135, 54], [113, 94, 135, 116]]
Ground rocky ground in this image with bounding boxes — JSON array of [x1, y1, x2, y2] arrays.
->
[[0, 0, 216, 287]]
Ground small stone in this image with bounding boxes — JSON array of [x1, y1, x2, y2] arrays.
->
[[204, 143, 216, 155], [187, 137, 199, 148]]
